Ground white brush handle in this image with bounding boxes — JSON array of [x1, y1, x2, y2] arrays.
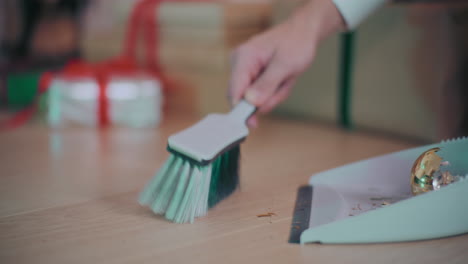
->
[[227, 100, 257, 123]]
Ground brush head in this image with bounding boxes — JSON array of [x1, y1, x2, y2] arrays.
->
[[139, 101, 255, 223], [168, 100, 255, 165], [138, 145, 241, 223]]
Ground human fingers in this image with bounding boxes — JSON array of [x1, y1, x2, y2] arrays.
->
[[229, 45, 266, 105], [247, 115, 258, 128], [244, 58, 288, 107], [258, 77, 296, 113]]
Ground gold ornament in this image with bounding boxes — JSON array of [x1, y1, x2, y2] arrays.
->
[[410, 148, 455, 195]]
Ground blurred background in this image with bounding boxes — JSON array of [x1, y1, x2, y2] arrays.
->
[[0, 0, 467, 142]]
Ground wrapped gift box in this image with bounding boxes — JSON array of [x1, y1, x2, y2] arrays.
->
[[81, 1, 272, 115], [82, 1, 271, 65], [46, 75, 162, 128]]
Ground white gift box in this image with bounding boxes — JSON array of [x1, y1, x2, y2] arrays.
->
[[47, 75, 163, 128]]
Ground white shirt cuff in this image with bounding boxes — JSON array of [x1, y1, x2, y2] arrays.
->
[[332, 0, 387, 30]]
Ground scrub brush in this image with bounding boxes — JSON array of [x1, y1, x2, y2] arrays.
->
[[139, 100, 256, 223]]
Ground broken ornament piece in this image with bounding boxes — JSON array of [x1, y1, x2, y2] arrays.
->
[[410, 147, 456, 195]]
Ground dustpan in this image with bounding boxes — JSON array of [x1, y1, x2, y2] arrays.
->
[[298, 137, 468, 244]]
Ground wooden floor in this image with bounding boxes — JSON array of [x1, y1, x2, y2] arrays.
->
[[1, 101, 467, 264]]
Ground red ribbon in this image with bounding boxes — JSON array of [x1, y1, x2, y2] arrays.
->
[[125, 0, 161, 70], [97, 73, 109, 126], [68, 0, 210, 127]]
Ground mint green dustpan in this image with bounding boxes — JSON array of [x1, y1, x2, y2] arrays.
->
[[300, 137, 468, 244]]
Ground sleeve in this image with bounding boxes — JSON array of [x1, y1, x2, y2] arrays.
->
[[332, 0, 388, 30]]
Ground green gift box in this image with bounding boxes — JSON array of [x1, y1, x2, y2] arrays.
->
[[273, 2, 462, 142], [5, 72, 42, 109]]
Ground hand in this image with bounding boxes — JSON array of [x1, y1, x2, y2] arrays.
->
[[229, 0, 345, 127]]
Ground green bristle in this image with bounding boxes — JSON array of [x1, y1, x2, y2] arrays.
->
[[164, 161, 192, 220], [138, 155, 176, 205], [139, 145, 241, 223], [149, 157, 184, 214], [207, 145, 240, 208]]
